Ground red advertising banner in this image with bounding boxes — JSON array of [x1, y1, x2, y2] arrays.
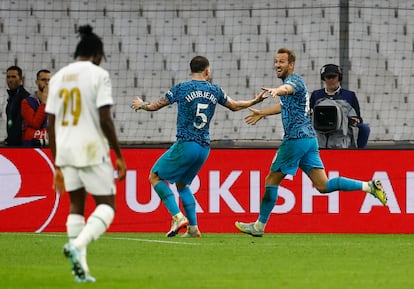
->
[[0, 148, 412, 233]]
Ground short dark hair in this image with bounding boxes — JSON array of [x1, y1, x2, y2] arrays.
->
[[74, 24, 104, 59], [7, 65, 23, 78], [36, 69, 51, 79], [190, 56, 209, 73], [277, 48, 296, 64]]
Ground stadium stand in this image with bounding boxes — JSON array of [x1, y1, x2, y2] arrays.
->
[[0, 0, 413, 147]]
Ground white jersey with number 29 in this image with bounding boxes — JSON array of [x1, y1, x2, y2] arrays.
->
[[45, 61, 114, 167]]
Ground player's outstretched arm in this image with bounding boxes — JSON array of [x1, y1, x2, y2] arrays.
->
[[131, 95, 170, 111], [262, 84, 293, 97], [224, 90, 267, 111], [245, 104, 282, 125], [245, 107, 263, 125]]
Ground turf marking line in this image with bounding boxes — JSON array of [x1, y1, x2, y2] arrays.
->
[[1, 233, 200, 246], [104, 236, 201, 246]]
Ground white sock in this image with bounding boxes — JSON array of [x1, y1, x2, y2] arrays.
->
[[66, 214, 85, 239], [254, 221, 265, 231], [66, 214, 89, 272], [188, 225, 198, 232], [173, 212, 185, 220], [73, 204, 115, 251], [362, 182, 370, 192]]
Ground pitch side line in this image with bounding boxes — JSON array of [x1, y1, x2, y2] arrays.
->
[[1, 233, 201, 246], [104, 236, 201, 246]]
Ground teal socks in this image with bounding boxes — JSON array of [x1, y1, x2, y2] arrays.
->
[[258, 185, 279, 224], [326, 177, 363, 192], [154, 181, 180, 216], [178, 187, 197, 226]]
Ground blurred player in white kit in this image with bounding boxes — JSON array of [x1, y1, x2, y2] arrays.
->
[[46, 24, 126, 283]]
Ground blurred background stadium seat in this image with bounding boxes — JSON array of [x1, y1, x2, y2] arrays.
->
[[0, 0, 413, 146]]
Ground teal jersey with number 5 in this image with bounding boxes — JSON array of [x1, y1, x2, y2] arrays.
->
[[165, 80, 228, 147]]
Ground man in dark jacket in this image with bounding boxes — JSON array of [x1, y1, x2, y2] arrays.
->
[[5, 66, 30, 146], [310, 64, 370, 148]]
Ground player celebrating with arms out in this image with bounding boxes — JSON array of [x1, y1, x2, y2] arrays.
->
[[235, 48, 387, 237], [131, 55, 267, 238], [46, 25, 126, 282]]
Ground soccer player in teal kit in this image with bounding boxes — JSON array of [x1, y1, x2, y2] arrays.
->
[[235, 48, 387, 237], [131, 55, 266, 237]]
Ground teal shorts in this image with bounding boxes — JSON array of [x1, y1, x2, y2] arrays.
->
[[151, 141, 210, 185], [271, 137, 324, 176]]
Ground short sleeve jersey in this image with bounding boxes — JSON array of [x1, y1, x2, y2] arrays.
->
[[165, 80, 228, 147], [45, 61, 113, 167], [280, 73, 316, 139]]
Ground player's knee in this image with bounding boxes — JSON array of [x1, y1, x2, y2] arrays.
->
[[314, 183, 328, 194], [176, 182, 186, 191], [149, 171, 160, 186]]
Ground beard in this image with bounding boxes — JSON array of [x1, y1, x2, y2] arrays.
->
[[277, 68, 289, 80]]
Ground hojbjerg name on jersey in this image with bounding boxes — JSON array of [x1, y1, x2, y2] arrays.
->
[[185, 90, 218, 104]]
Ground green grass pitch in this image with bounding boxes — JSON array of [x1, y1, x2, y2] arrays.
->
[[1, 232, 414, 289]]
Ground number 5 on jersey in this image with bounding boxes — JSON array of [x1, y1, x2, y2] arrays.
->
[[194, 103, 208, 129]]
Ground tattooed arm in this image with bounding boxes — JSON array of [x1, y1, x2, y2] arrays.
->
[[131, 95, 170, 111]]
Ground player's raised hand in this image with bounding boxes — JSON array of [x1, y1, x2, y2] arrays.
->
[[261, 87, 278, 98], [255, 89, 268, 102], [245, 107, 264, 125], [131, 96, 144, 111]]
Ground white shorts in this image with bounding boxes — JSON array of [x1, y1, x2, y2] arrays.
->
[[61, 162, 116, 196]]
